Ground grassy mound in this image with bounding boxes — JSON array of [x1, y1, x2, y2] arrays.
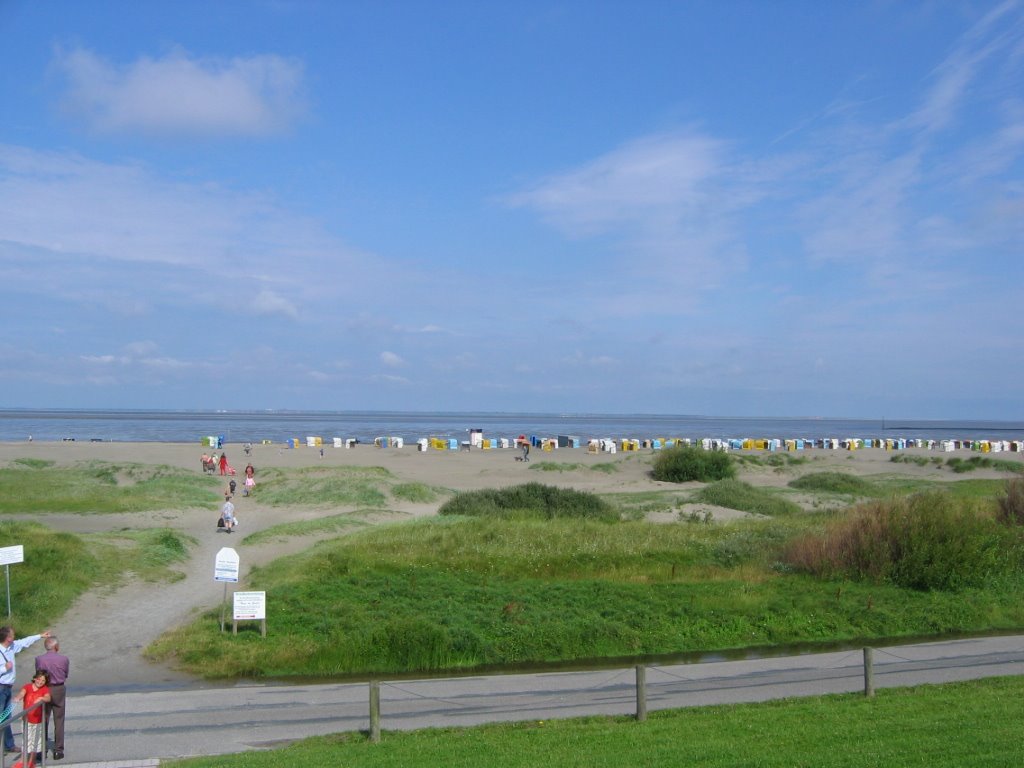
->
[[696, 480, 802, 516], [438, 482, 617, 521], [788, 472, 879, 496]]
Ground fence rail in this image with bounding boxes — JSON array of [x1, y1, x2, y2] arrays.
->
[[1, 699, 46, 768]]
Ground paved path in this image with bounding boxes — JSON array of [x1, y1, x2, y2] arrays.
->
[[24, 634, 1024, 767]]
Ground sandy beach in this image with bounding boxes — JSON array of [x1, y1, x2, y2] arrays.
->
[[1, 439, 1021, 691]]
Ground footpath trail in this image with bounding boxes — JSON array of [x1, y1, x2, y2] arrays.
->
[[36, 633, 1024, 766]]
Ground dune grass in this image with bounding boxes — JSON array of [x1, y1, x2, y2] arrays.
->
[[696, 479, 803, 516], [788, 472, 882, 497], [530, 461, 618, 474], [946, 456, 1024, 474], [0, 520, 194, 628], [168, 676, 1024, 768], [391, 482, 444, 503], [599, 490, 689, 518], [0, 460, 219, 513], [247, 466, 438, 508], [438, 483, 618, 521], [87, 527, 196, 583], [732, 452, 811, 468], [241, 512, 376, 545]]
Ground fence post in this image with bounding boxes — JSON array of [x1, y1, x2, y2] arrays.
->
[[635, 665, 647, 721], [863, 647, 874, 698], [369, 679, 381, 742]]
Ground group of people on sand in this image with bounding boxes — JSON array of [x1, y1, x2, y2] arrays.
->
[[200, 452, 241, 476], [1, 626, 70, 762], [218, 461, 256, 534]]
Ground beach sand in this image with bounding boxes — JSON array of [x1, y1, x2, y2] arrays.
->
[[0, 440, 1020, 689]]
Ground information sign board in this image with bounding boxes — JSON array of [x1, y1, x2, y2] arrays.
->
[[233, 591, 266, 620], [0, 546, 24, 566], [214, 547, 240, 583]]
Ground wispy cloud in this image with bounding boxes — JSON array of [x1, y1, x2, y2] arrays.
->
[[53, 46, 306, 137], [253, 290, 299, 319], [508, 131, 760, 300], [380, 351, 405, 368]]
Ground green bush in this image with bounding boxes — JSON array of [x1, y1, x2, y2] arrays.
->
[[438, 483, 618, 521], [651, 447, 735, 483], [696, 480, 802, 516], [788, 472, 878, 496], [782, 492, 1017, 591]]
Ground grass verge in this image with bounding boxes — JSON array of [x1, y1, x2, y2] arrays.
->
[[169, 676, 1024, 768]]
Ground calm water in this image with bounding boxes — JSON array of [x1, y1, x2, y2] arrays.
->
[[1, 409, 1022, 444]]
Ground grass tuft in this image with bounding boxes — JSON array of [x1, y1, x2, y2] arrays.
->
[[788, 472, 879, 496], [696, 480, 802, 516]]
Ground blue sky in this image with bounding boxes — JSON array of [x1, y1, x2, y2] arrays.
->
[[1, 1, 1022, 418]]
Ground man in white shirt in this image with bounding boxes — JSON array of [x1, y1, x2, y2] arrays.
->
[[0, 626, 50, 753]]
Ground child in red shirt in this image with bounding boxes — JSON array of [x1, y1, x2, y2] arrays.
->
[[14, 670, 50, 763]]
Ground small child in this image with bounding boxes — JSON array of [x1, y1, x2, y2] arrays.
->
[[14, 670, 51, 763]]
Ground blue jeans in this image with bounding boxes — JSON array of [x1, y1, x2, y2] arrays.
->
[[1, 684, 13, 749]]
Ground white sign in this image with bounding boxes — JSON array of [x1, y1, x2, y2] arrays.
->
[[0, 546, 24, 566], [214, 547, 240, 583], [233, 591, 266, 620]]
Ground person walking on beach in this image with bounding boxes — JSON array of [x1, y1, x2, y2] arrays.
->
[[219, 453, 229, 476], [0, 627, 49, 754], [35, 636, 68, 760], [220, 495, 236, 533]]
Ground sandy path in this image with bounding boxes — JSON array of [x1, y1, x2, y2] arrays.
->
[[1, 440, 1020, 690]]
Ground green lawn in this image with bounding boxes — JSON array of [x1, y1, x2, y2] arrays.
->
[[168, 676, 1024, 767]]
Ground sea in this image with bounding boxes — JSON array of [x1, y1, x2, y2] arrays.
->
[[1, 409, 1023, 445]]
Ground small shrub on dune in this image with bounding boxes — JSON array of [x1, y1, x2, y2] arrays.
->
[[438, 482, 618, 521], [651, 446, 736, 483], [781, 492, 1014, 591], [997, 477, 1024, 526]]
